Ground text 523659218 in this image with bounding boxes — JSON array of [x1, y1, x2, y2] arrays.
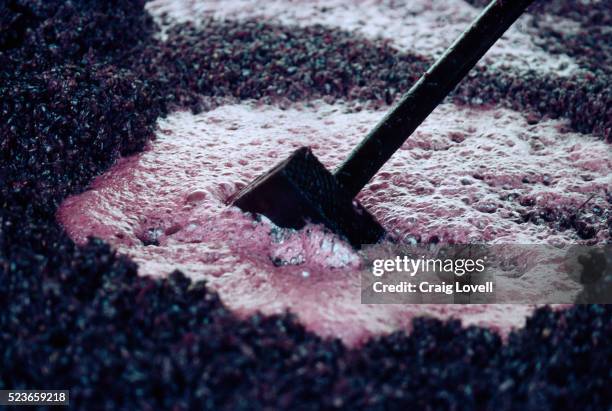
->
[[0, 390, 69, 406]]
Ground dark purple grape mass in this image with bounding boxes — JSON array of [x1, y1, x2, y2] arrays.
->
[[0, 1, 610, 410]]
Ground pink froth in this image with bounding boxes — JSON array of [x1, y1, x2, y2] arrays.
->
[[57, 101, 610, 346]]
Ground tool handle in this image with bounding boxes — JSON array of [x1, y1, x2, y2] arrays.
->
[[334, 0, 535, 198]]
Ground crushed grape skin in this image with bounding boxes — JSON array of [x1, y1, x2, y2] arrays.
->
[[1, 1, 611, 410]]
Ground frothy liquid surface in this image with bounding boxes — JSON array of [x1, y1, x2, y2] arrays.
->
[[58, 101, 610, 345]]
